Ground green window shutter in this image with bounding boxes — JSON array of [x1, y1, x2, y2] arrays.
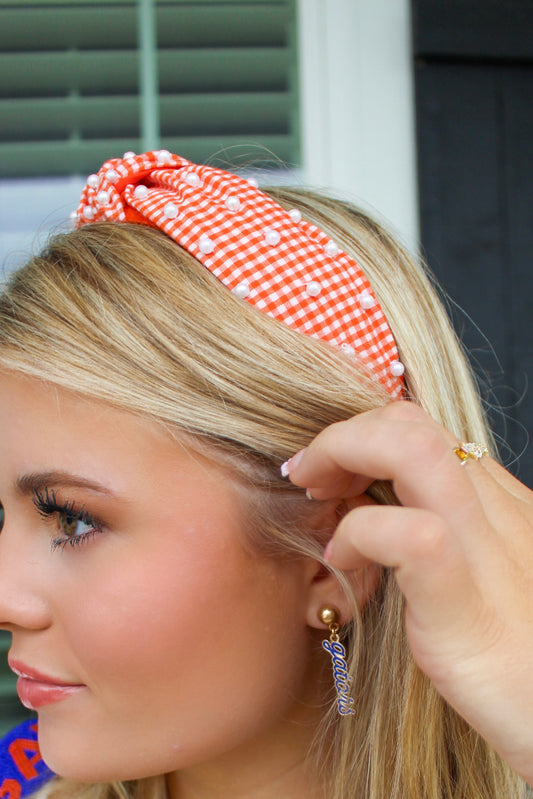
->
[[0, 631, 34, 736], [0, 0, 299, 178]]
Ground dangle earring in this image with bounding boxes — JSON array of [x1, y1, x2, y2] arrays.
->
[[318, 605, 356, 716]]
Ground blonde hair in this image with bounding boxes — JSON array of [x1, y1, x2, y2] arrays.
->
[[0, 188, 524, 799]]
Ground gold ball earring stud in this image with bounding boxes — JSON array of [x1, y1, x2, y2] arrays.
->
[[318, 605, 340, 627]]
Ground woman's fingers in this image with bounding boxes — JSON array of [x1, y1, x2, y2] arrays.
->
[[286, 402, 486, 529]]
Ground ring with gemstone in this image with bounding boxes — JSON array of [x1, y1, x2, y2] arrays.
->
[[453, 442, 489, 465]]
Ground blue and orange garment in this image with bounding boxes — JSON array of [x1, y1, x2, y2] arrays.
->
[[0, 719, 54, 796]]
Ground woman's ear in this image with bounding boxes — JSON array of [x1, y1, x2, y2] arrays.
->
[[303, 558, 381, 629], [302, 496, 382, 629]]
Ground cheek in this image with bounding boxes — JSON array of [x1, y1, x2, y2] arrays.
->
[[62, 531, 231, 682], [57, 517, 303, 708], [40, 514, 313, 779]]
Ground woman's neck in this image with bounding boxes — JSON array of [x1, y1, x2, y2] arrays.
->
[[165, 684, 328, 799]]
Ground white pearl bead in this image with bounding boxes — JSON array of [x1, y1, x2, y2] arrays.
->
[[390, 360, 405, 377], [82, 206, 95, 220], [87, 174, 99, 189], [163, 202, 178, 219], [185, 172, 201, 187], [225, 196, 240, 212], [134, 185, 149, 200], [96, 190, 110, 205], [156, 149, 171, 164], [358, 290, 375, 310], [105, 169, 119, 183], [288, 209, 302, 223], [233, 281, 250, 299], [123, 151, 136, 159], [306, 281, 322, 297], [324, 241, 339, 257], [69, 210, 78, 221], [248, 177, 259, 188], [264, 229, 280, 246], [341, 343, 355, 357], [199, 235, 215, 254]]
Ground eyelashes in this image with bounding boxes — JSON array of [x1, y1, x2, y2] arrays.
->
[[32, 486, 104, 551]]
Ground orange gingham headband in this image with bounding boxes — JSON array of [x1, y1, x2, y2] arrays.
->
[[75, 150, 406, 398]]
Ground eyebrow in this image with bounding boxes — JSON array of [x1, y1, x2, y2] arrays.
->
[[15, 472, 114, 497]]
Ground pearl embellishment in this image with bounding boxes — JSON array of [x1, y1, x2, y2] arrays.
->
[[199, 235, 215, 254], [324, 241, 339, 257], [185, 172, 201, 187], [123, 151, 136, 159], [96, 190, 110, 205], [248, 177, 259, 188], [306, 281, 322, 297], [82, 206, 95, 220], [156, 149, 171, 164], [134, 185, 149, 199], [288, 209, 302, 223], [264, 229, 281, 246], [87, 174, 99, 189], [105, 169, 119, 183], [163, 202, 178, 219], [390, 360, 405, 377], [358, 290, 375, 310], [233, 281, 250, 299], [225, 196, 240, 212]]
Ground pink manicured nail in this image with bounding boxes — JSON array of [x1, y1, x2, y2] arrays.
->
[[279, 448, 306, 478], [323, 538, 334, 562]]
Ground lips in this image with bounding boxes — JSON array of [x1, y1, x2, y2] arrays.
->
[[9, 659, 85, 710]]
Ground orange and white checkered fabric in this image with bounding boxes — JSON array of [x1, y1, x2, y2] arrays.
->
[[75, 150, 405, 397]]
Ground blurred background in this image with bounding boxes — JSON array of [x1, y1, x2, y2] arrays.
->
[[0, 0, 532, 735]]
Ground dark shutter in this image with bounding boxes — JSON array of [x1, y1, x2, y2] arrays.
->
[[413, 0, 533, 486]]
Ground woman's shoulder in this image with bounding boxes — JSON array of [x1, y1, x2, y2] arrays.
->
[[0, 718, 55, 797]]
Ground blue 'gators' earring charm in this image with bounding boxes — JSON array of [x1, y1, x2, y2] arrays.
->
[[319, 605, 356, 716]]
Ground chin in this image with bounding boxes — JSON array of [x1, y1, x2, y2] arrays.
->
[[37, 726, 176, 784]]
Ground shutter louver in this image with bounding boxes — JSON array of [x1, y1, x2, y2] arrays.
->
[[0, 0, 299, 178]]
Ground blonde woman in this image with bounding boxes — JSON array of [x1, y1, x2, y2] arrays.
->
[[0, 152, 532, 799]]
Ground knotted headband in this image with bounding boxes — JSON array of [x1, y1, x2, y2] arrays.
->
[[75, 150, 405, 397]]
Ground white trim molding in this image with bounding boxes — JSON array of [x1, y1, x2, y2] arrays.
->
[[298, 0, 419, 250]]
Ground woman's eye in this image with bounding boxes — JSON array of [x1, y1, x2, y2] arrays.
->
[[58, 510, 95, 539], [31, 488, 103, 550]]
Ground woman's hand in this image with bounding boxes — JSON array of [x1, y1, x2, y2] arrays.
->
[[284, 402, 533, 785]]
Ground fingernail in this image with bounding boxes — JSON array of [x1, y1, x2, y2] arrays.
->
[[305, 488, 314, 500], [323, 538, 334, 562], [279, 448, 306, 478]]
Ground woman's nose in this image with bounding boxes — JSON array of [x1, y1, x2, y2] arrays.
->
[[0, 513, 51, 633]]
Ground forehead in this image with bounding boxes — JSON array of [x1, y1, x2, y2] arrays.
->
[[0, 372, 228, 501]]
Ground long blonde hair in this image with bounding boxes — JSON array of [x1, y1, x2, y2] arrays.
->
[[0, 188, 524, 799]]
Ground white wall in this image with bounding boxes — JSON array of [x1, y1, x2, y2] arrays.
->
[[297, 0, 419, 250], [0, 177, 84, 279]]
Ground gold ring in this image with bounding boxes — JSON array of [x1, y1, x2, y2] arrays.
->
[[453, 442, 489, 465]]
